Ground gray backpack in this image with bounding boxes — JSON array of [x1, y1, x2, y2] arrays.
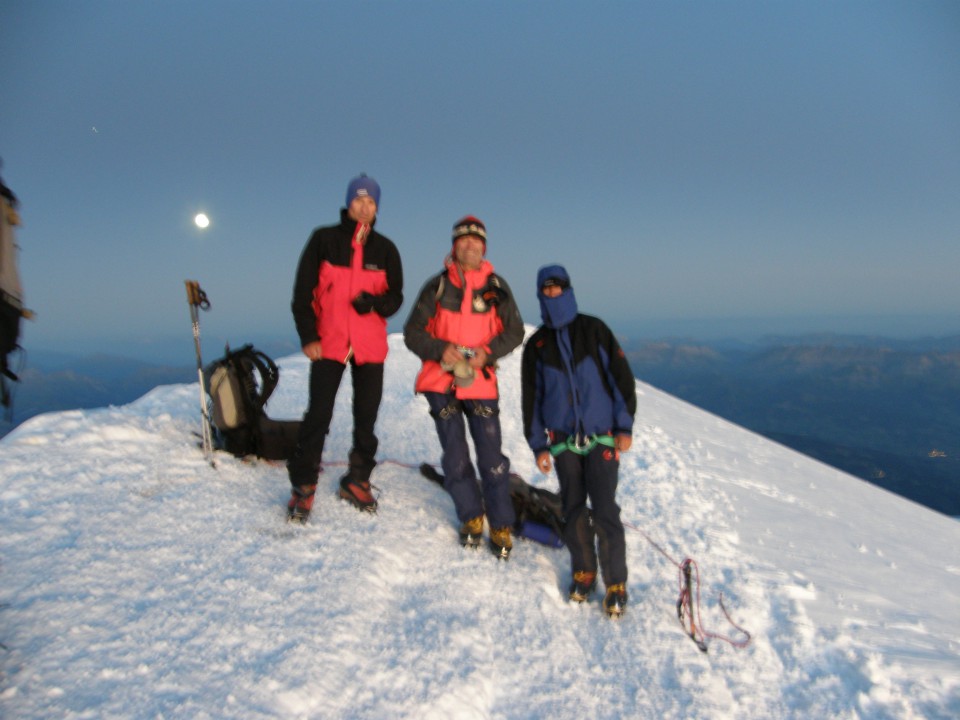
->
[[203, 345, 300, 460]]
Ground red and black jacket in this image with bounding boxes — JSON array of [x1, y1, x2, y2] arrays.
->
[[403, 256, 523, 400], [291, 209, 403, 364]]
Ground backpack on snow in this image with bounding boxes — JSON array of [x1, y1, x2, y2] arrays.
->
[[419, 463, 565, 548], [508, 473, 565, 548], [203, 344, 300, 460]]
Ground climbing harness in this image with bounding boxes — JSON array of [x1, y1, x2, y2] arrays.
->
[[549, 432, 616, 457]]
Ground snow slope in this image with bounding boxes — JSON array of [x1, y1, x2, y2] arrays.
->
[[1, 332, 958, 719]]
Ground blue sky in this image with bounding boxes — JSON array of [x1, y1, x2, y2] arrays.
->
[[2, 1, 959, 362]]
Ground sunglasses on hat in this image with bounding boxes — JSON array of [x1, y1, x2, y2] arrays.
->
[[541, 277, 570, 291]]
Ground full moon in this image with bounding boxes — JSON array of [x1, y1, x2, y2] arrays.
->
[[194, 213, 210, 229]]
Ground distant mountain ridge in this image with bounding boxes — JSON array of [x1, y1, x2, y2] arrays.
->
[[626, 334, 960, 516], [0, 353, 194, 436], [757, 333, 960, 353], [1, 337, 299, 437]]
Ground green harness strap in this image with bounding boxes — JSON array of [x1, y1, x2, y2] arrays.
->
[[549, 433, 616, 457]]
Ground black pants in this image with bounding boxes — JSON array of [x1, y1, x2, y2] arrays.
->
[[287, 358, 383, 488], [555, 443, 627, 587]]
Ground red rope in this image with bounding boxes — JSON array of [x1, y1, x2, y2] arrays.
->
[[680, 558, 751, 650], [322, 458, 428, 471], [623, 520, 751, 651]]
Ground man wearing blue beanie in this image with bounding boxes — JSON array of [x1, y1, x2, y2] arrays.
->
[[286, 174, 403, 521], [521, 264, 636, 616]]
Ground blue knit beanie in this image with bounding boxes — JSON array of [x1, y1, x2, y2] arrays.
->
[[345, 174, 381, 207]]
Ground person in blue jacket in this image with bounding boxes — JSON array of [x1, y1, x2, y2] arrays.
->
[[521, 264, 637, 617]]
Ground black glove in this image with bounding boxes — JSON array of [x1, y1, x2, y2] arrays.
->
[[352, 292, 376, 314]]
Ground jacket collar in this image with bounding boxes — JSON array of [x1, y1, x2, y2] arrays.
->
[[444, 254, 494, 288]]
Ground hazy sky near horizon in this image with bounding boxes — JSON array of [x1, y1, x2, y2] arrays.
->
[[2, 1, 959, 361]]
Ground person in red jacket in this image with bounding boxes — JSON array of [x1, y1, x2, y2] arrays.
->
[[286, 174, 403, 522], [404, 216, 524, 558]]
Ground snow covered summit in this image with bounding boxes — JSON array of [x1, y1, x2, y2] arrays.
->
[[1, 333, 958, 719]]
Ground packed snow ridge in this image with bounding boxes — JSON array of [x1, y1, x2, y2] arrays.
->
[[1, 332, 958, 719]]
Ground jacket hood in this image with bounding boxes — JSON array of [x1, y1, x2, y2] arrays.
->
[[537, 264, 578, 329]]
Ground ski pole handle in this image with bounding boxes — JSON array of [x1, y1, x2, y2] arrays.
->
[[185, 280, 199, 306], [184, 280, 211, 310]]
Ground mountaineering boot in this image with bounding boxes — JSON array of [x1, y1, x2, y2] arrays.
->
[[489, 526, 513, 560], [568, 571, 597, 603], [338, 474, 378, 513], [603, 583, 628, 618], [286, 484, 317, 524], [459, 515, 484, 548]]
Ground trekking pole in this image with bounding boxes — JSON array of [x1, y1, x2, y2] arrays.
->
[[185, 280, 215, 467]]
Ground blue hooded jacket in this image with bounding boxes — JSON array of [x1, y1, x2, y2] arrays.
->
[[521, 265, 636, 454]]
